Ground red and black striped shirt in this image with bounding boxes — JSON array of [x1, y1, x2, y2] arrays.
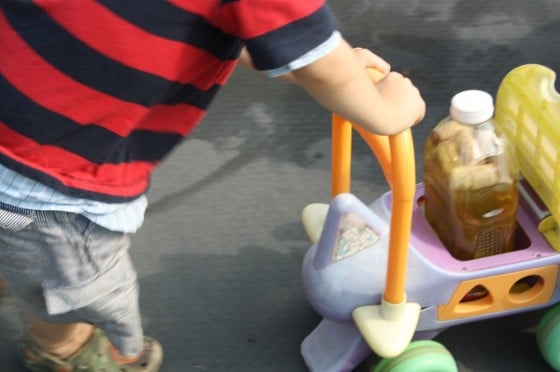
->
[[0, 0, 336, 201]]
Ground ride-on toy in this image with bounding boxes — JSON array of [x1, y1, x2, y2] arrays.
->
[[300, 64, 560, 371]]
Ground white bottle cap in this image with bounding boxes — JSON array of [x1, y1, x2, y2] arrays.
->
[[449, 90, 494, 125]]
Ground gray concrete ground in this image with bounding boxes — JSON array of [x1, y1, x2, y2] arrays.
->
[[1, 0, 560, 371]]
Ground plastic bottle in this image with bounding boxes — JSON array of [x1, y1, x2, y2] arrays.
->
[[423, 90, 519, 260]]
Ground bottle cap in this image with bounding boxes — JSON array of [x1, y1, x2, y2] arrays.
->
[[449, 90, 494, 125]]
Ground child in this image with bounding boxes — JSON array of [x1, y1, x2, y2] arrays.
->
[[0, 1, 424, 370]]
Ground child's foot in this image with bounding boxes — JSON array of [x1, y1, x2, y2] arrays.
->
[[21, 328, 163, 371]]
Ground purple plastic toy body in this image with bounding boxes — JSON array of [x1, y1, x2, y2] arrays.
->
[[301, 183, 559, 371]]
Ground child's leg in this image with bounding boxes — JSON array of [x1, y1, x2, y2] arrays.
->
[[0, 206, 162, 369], [0, 207, 153, 359]]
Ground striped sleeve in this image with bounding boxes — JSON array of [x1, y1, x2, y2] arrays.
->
[[170, 0, 337, 72], [218, 0, 338, 71]]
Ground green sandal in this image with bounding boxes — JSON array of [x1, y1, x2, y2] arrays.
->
[[21, 328, 163, 372]]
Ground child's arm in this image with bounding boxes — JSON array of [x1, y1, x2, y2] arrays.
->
[[239, 47, 300, 85], [290, 39, 425, 136]]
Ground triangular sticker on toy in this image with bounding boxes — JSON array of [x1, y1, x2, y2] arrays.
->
[[334, 212, 380, 261], [312, 193, 389, 270]]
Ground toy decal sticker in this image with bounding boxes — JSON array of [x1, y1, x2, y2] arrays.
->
[[334, 213, 379, 261]]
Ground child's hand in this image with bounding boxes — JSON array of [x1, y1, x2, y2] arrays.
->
[[352, 47, 424, 127], [376, 71, 426, 127], [269, 38, 426, 135]]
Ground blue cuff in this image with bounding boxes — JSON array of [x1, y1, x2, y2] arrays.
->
[[265, 31, 342, 78]]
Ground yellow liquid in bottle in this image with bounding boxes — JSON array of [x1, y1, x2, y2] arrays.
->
[[423, 125, 518, 260]]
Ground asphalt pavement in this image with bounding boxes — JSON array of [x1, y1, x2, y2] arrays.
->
[[1, 1, 560, 371]]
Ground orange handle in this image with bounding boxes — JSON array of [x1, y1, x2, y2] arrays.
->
[[331, 113, 353, 197], [384, 131, 415, 304], [330, 68, 416, 305]]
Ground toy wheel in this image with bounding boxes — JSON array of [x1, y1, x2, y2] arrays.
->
[[373, 340, 457, 372], [537, 303, 560, 370]]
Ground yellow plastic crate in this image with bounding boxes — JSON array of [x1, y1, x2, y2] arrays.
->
[[495, 64, 560, 250]]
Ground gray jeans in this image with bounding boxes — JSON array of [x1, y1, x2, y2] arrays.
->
[[0, 202, 143, 356]]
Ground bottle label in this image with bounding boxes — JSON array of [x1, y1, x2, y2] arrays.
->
[[472, 123, 504, 160]]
